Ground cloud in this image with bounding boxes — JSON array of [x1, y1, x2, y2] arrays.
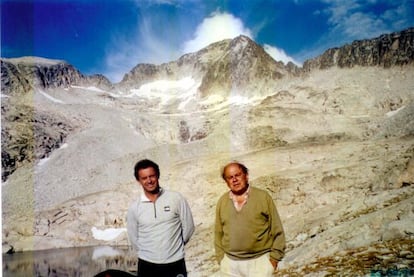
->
[[181, 12, 253, 54], [103, 15, 182, 83], [102, 40, 137, 83], [263, 44, 301, 66], [340, 12, 387, 38], [325, 3, 388, 40], [295, 0, 414, 64], [321, 0, 412, 44]]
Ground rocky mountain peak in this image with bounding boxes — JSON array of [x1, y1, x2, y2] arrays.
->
[[303, 27, 414, 71], [228, 35, 279, 65], [195, 35, 296, 98], [118, 35, 299, 99]]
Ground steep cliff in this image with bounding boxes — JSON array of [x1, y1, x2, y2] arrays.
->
[[303, 27, 414, 71]]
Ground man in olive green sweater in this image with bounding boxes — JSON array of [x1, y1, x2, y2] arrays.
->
[[215, 162, 286, 276]]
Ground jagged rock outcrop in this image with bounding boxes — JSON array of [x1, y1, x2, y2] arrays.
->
[[119, 63, 167, 89], [303, 27, 414, 71], [1, 57, 113, 94], [1, 106, 77, 181], [85, 74, 114, 91], [1, 60, 32, 95]]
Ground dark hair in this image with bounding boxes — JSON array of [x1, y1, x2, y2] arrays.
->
[[221, 162, 248, 180], [134, 159, 160, 180]]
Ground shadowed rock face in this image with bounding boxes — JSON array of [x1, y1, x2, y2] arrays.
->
[[1, 27, 414, 276], [1, 58, 83, 91], [1, 104, 76, 181]]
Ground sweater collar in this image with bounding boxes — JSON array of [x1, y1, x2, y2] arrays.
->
[[140, 187, 164, 202], [229, 185, 250, 211]]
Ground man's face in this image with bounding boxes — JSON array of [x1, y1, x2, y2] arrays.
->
[[137, 167, 159, 194], [223, 164, 249, 195]]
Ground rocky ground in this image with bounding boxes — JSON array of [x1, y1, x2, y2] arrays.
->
[[2, 66, 414, 276], [278, 238, 414, 276]]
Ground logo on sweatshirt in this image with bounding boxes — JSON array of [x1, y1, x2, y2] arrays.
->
[[164, 206, 171, 212]]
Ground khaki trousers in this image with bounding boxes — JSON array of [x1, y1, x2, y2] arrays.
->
[[219, 253, 275, 277]]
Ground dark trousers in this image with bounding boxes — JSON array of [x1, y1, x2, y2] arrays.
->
[[137, 258, 187, 277]]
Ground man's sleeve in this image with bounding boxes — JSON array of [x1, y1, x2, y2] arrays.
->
[[268, 195, 286, 261], [126, 202, 139, 251], [180, 196, 195, 244], [214, 199, 225, 263]]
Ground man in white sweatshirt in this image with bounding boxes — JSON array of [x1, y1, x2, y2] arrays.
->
[[127, 159, 195, 277]]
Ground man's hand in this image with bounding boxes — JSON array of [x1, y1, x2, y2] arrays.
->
[[270, 259, 278, 271]]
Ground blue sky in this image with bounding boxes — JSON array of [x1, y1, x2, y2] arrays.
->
[[1, 0, 413, 83]]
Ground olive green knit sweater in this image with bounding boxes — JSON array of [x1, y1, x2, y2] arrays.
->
[[214, 186, 286, 262]]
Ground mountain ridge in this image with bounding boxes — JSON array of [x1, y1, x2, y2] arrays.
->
[[1, 57, 113, 96], [303, 27, 414, 71], [2, 27, 413, 95]]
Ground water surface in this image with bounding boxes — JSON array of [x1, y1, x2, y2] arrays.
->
[[3, 245, 137, 277]]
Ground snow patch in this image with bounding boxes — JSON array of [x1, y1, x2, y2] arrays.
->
[[60, 143, 69, 149], [38, 90, 65, 104], [38, 157, 51, 167], [296, 233, 308, 242], [37, 143, 68, 168], [91, 226, 127, 241], [127, 77, 199, 109], [228, 95, 251, 105], [71, 85, 106, 93], [386, 105, 405, 117]]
